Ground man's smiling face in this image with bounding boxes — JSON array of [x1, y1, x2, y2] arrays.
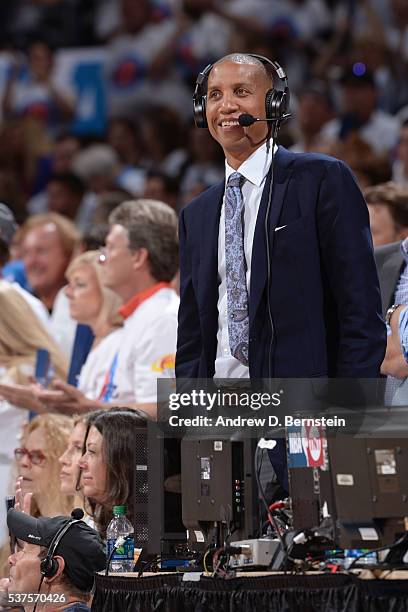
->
[[205, 59, 272, 168]]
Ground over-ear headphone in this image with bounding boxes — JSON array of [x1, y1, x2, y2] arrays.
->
[[40, 508, 84, 579], [193, 53, 290, 129]]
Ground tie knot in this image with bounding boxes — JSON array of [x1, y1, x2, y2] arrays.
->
[[227, 172, 244, 189]]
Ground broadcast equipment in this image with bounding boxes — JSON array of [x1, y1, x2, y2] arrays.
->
[[180, 438, 259, 550], [228, 538, 281, 569], [289, 434, 408, 555], [133, 420, 149, 552], [147, 424, 187, 559]]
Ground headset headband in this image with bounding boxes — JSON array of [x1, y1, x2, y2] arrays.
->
[[41, 514, 83, 578], [193, 54, 290, 129]]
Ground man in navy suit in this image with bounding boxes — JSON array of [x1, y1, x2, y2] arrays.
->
[[176, 53, 385, 383]]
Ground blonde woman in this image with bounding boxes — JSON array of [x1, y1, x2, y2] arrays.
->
[[63, 250, 123, 399], [0, 251, 123, 414], [43, 250, 123, 406], [15, 413, 74, 517], [0, 414, 74, 579], [0, 281, 68, 545], [0, 280, 67, 385]]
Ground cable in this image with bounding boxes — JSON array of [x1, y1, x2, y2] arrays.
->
[[348, 533, 408, 570], [265, 121, 280, 380], [32, 576, 45, 612], [211, 548, 222, 577], [137, 555, 161, 578], [269, 500, 288, 512], [195, 538, 216, 569], [203, 549, 211, 575], [254, 447, 288, 566], [105, 536, 133, 576], [256, 448, 265, 537]]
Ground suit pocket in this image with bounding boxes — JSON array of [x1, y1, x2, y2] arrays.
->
[[274, 215, 308, 237], [273, 215, 312, 251]]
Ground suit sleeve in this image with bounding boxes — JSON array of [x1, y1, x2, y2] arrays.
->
[[317, 160, 386, 377], [175, 208, 202, 379]]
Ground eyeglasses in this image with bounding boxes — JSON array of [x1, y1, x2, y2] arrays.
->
[[14, 447, 47, 466]]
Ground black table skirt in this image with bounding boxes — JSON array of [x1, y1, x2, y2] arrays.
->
[[92, 572, 408, 612]]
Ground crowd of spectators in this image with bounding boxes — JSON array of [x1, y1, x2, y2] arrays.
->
[[0, 0, 407, 607], [0, 0, 406, 224]]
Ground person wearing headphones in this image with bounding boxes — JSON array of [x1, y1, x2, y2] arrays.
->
[[175, 53, 386, 490], [5, 508, 105, 611], [177, 51, 385, 380]]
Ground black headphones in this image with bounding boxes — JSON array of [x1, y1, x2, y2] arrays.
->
[[193, 53, 290, 129], [40, 509, 84, 579]]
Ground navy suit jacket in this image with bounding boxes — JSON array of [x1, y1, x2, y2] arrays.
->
[[176, 146, 386, 380]]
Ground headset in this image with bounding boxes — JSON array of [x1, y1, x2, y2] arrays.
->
[[33, 509, 84, 612], [192, 53, 290, 129], [40, 509, 84, 579]]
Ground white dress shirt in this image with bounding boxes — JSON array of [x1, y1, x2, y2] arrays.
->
[[215, 141, 275, 379]]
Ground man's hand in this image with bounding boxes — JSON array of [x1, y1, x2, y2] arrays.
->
[[381, 305, 408, 378]]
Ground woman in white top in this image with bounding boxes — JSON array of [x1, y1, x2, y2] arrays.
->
[[0, 251, 123, 413], [0, 282, 68, 546], [64, 250, 123, 400]]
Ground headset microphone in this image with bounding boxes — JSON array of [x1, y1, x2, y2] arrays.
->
[[71, 508, 84, 520], [238, 112, 292, 127]]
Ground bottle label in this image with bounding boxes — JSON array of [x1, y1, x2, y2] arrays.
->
[[107, 537, 135, 560]]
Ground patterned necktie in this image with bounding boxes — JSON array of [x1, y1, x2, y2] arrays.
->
[[225, 172, 249, 366]]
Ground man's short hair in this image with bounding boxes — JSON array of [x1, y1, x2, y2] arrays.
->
[[210, 53, 274, 89], [19, 212, 81, 256], [109, 199, 179, 282], [364, 182, 408, 230]]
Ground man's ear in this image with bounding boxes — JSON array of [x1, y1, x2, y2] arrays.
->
[[44, 556, 65, 584], [131, 247, 149, 271]]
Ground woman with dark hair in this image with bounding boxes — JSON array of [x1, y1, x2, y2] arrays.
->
[[78, 408, 146, 538]]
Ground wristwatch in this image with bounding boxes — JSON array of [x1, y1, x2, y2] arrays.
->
[[385, 304, 399, 326]]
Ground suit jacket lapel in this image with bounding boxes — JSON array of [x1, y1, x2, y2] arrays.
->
[[249, 148, 292, 330], [199, 181, 224, 310]]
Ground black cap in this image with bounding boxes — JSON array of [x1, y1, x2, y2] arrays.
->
[[7, 508, 106, 592], [0, 203, 17, 247]]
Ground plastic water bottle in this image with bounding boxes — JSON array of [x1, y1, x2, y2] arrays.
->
[[106, 505, 135, 572]]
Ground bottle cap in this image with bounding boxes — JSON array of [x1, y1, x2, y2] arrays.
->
[[113, 505, 127, 515]]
